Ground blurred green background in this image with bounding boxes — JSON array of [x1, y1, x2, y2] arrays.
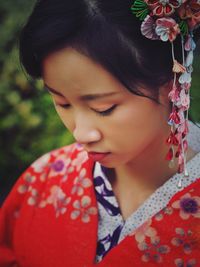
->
[[0, 0, 75, 204], [0, 0, 200, 204]]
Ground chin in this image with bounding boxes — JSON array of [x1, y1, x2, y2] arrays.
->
[[98, 157, 126, 169], [99, 162, 116, 168]]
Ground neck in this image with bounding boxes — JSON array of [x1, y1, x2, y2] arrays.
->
[[108, 136, 196, 194]]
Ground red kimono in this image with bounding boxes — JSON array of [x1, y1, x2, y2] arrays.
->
[[1, 142, 200, 267]]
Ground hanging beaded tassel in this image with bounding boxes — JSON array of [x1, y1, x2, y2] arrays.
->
[[131, 0, 200, 188], [167, 34, 196, 188]]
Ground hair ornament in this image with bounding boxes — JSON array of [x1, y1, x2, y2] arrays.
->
[[131, 0, 200, 188]]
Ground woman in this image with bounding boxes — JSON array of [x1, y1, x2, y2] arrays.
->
[[1, 0, 200, 266]]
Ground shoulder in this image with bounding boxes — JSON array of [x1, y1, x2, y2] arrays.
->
[[1, 143, 92, 212], [0, 144, 97, 263], [28, 142, 88, 177]]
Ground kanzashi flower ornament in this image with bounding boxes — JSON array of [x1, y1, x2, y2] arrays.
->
[[131, 0, 200, 188], [155, 17, 180, 41], [178, 0, 200, 29], [146, 0, 182, 17]]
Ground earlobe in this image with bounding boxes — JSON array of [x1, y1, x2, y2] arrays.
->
[[159, 80, 173, 105], [164, 80, 174, 95]]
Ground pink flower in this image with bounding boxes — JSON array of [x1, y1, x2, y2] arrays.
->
[[145, 0, 181, 16], [155, 17, 180, 42], [40, 185, 71, 217], [71, 168, 92, 196], [175, 258, 197, 267], [70, 196, 97, 223], [130, 219, 157, 243], [138, 236, 170, 263], [155, 207, 173, 221], [176, 89, 190, 109], [177, 0, 200, 29], [141, 15, 160, 40], [185, 35, 196, 51], [166, 130, 179, 146], [172, 193, 200, 220], [177, 120, 189, 137], [31, 154, 51, 173], [171, 227, 195, 254], [168, 85, 181, 105], [46, 186, 70, 206], [48, 154, 71, 178], [18, 173, 36, 194], [70, 150, 89, 172], [168, 107, 181, 125], [181, 82, 191, 92]]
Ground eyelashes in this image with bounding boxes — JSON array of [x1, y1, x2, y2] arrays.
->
[[95, 105, 117, 116], [55, 103, 117, 117], [56, 103, 70, 109]]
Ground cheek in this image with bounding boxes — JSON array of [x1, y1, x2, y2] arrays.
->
[[106, 101, 169, 147]]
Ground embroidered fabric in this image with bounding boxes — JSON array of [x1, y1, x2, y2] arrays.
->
[[94, 121, 200, 263]]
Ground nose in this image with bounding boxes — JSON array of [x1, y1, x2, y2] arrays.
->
[[73, 115, 102, 145]]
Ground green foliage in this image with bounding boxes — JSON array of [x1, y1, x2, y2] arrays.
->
[[190, 56, 200, 122], [131, 0, 149, 21], [0, 0, 74, 199], [179, 20, 189, 36]]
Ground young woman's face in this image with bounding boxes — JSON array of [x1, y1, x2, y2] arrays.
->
[[42, 47, 171, 168]]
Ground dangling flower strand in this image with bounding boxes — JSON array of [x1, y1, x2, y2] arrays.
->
[[131, 0, 200, 188]]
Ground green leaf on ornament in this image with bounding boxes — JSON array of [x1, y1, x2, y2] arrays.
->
[[179, 20, 189, 36], [131, 0, 149, 21]]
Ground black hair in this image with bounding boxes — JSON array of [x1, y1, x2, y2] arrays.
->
[[19, 0, 199, 101]]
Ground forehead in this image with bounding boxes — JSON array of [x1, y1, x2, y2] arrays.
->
[[42, 47, 127, 97]]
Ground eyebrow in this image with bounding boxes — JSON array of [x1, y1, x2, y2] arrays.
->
[[44, 84, 120, 101]]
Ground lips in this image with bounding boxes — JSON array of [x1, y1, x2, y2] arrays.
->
[[87, 152, 110, 161], [87, 151, 107, 154]]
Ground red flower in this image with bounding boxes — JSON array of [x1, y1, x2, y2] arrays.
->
[[145, 0, 181, 16], [177, 0, 200, 29]]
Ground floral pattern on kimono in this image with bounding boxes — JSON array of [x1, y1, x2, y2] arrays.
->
[[0, 121, 200, 267], [93, 150, 200, 263]]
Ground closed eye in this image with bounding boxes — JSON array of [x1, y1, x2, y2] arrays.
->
[[56, 103, 70, 109], [93, 105, 117, 116], [55, 103, 117, 116]]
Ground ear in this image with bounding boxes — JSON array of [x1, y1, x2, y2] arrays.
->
[[160, 79, 173, 96], [159, 80, 173, 113]]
